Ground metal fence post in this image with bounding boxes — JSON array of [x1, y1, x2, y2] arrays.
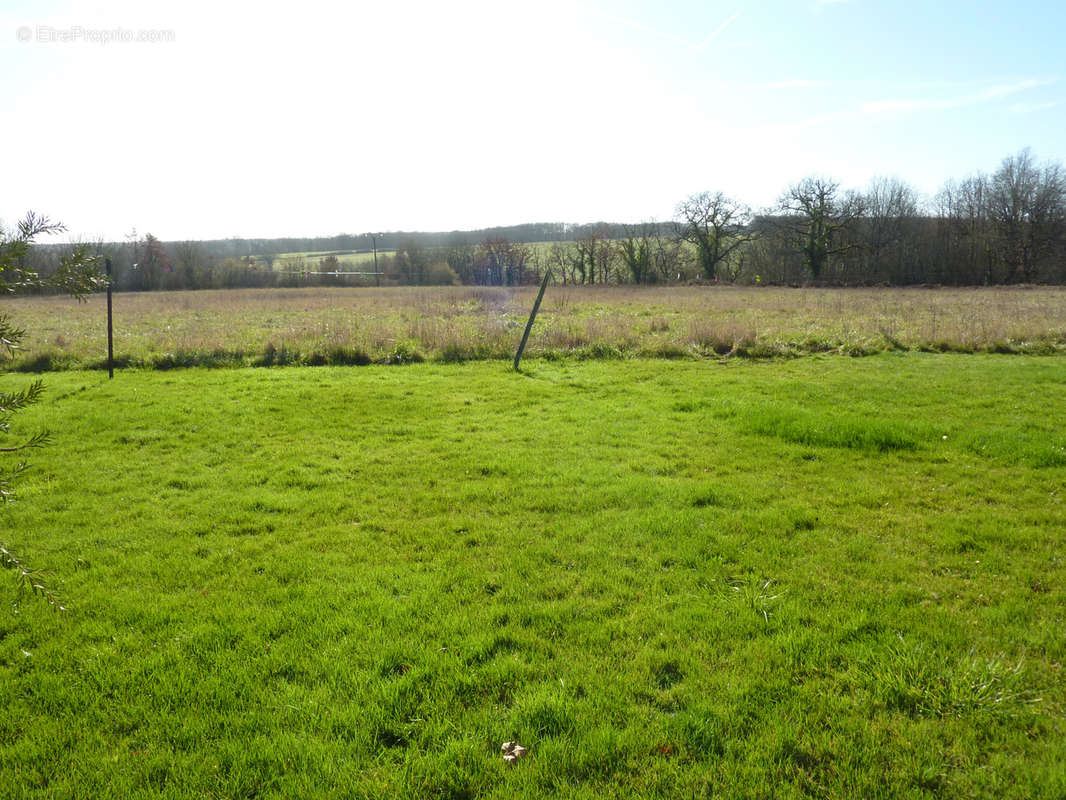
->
[[106, 257, 114, 379]]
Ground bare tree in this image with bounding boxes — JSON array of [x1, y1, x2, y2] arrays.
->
[[545, 242, 579, 285], [444, 242, 477, 284], [650, 233, 688, 283], [674, 191, 753, 281], [934, 175, 995, 284], [861, 177, 920, 282], [988, 148, 1066, 283], [594, 236, 619, 284], [135, 233, 170, 291], [476, 238, 530, 286], [173, 241, 209, 290], [572, 228, 616, 285]]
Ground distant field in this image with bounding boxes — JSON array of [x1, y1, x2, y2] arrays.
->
[[262, 243, 561, 272], [1, 357, 1064, 797], [3, 285, 1066, 371], [265, 250, 394, 272]]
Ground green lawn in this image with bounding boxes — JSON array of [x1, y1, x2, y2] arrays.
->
[[2, 356, 1064, 798]]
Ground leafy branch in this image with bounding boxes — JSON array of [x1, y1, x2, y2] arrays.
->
[[1, 212, 103, 608], [0, 543, 65, 612]]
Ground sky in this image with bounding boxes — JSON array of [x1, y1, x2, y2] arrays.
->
[[1, 0, 1064, 241]]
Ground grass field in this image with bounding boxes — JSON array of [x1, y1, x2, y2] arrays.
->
[[4, 285, 1066, 371], [2, 356, 1065, 797], [267, 250, 394, 272]]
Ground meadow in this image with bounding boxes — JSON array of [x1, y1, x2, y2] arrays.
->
[[1, 355, 1064, 798], [4, 285, 1066, 372], [268, 250, 393, 272]]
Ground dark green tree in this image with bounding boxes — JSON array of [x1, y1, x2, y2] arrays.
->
[[776, 177, 864, 281], [619, 224, 653, 284], [675, 191, 754, 281], [394, 239, 428, 285], [1, 212, 105, 606]]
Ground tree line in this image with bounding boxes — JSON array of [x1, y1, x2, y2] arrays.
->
[[675, 147, 1066, 286], [8, 148, 1065, 291]]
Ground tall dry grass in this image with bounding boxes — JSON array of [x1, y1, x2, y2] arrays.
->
[[3, 285, 1065, 369]]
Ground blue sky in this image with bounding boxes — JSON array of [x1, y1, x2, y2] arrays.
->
[[1, 0, 1063, 240]]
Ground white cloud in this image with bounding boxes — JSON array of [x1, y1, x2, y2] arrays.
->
[[860, 77, 1058, 115], [694, 12, 741, 51], [762, 79, 827, 89], [590, 10, 692, 47], [590, 8, 740, 52], [1010, 100, 1061, 114]]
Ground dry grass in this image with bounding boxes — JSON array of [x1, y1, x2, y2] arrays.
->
[[4, 285, 1066, 369]]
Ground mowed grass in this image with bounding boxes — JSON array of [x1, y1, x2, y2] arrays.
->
[[1, 356, 1065, 798], [5, 285, 1066, 371]]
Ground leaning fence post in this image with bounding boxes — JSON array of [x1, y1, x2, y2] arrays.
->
[[513, 268, 552, 371]]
